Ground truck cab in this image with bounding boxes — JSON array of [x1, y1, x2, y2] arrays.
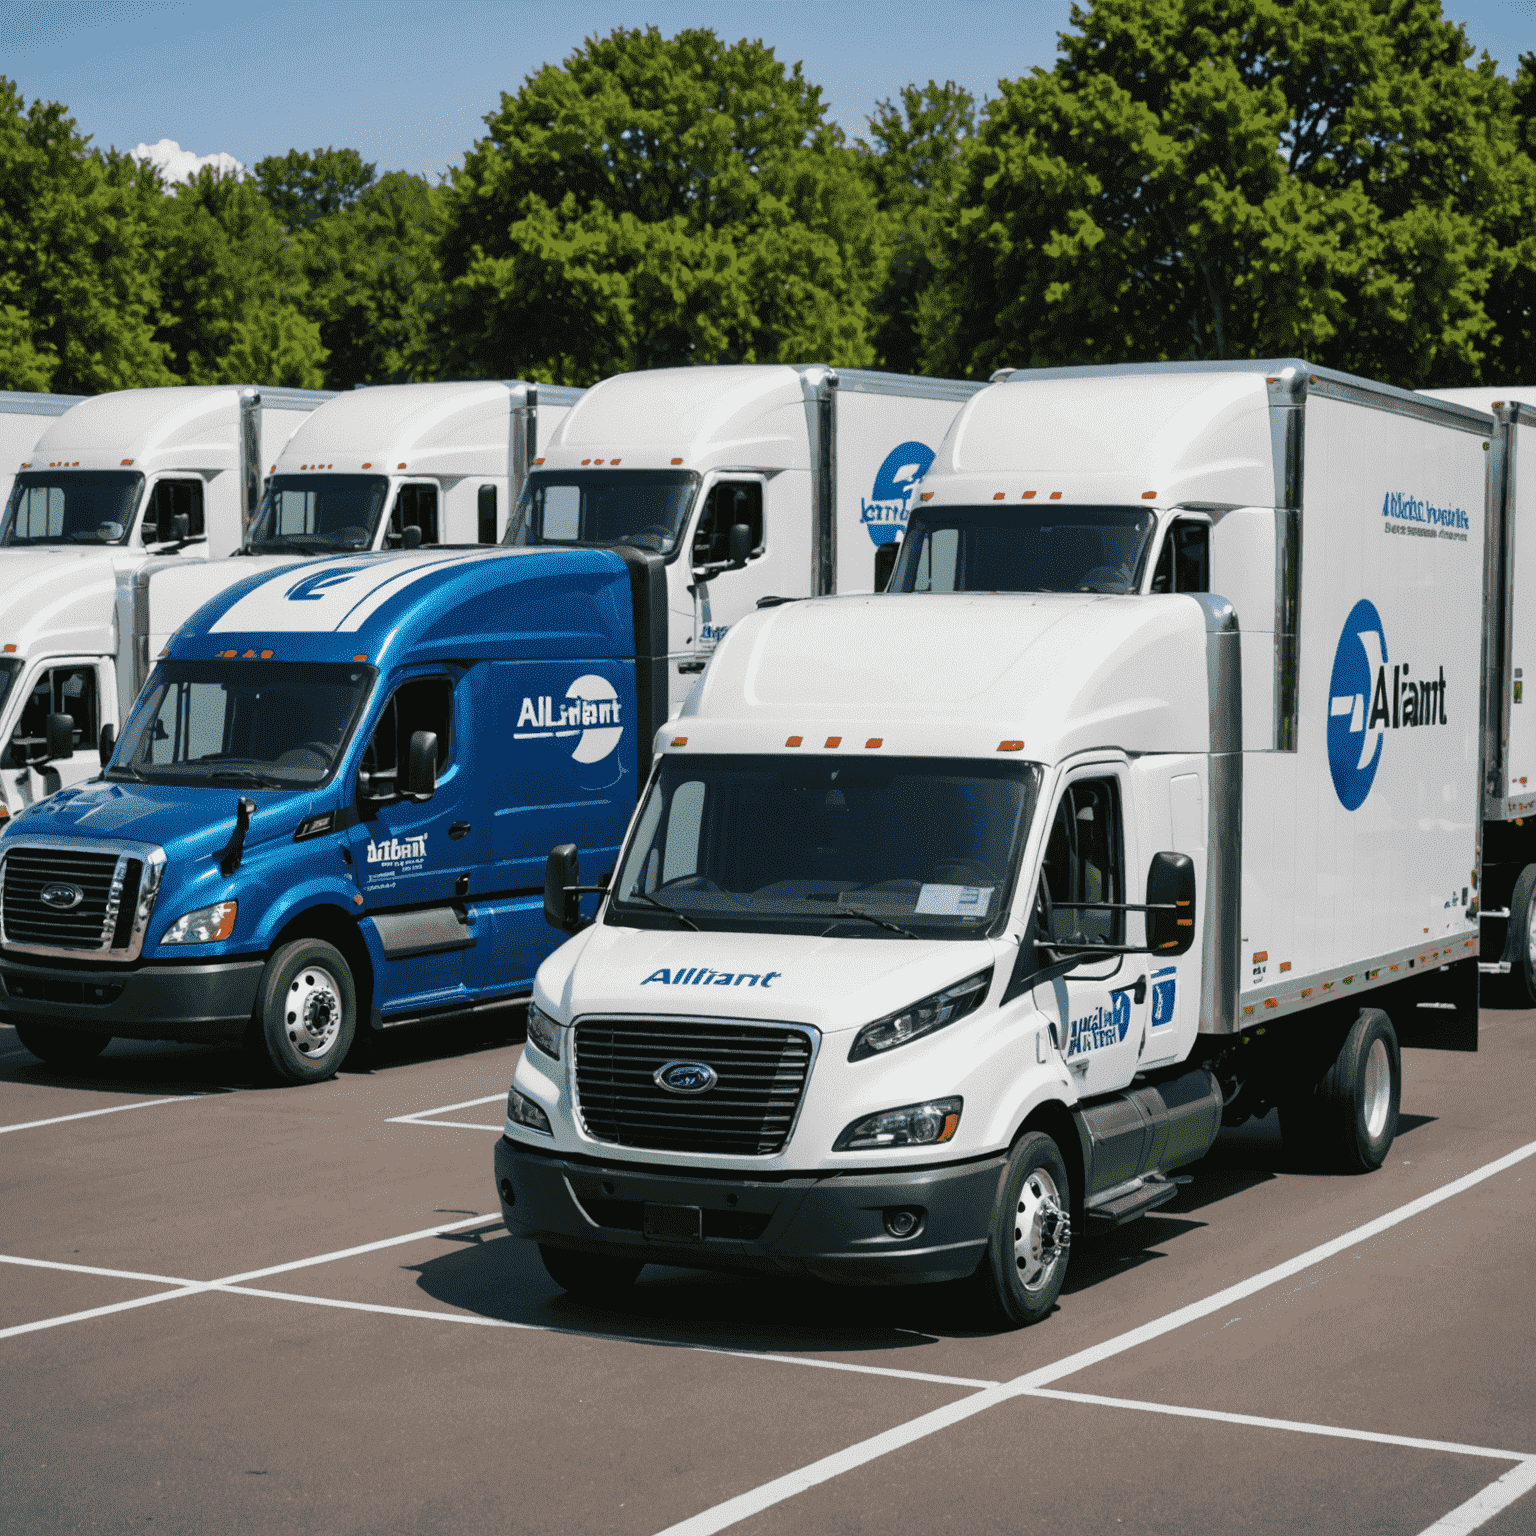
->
[[0, 545, 666, 1081]]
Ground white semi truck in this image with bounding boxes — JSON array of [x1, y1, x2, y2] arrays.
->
[[0, 390, 88, 512], [0, 385, 333, 814], [504, 365, 983, 708], [495, 360, 1488, 1325]]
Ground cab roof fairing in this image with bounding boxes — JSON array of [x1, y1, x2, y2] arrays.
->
[[676, 592, 1215, 764], [0, 552, 122, 657], [163, 546, 644, 672], [539, 365, 813, 475]]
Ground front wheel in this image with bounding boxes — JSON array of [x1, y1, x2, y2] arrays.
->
[[539, 1244, 643, 1301], [12, 1020, 111, 1067], [969, 1130, 1072, 1329], [255, 939, 356, 1084]]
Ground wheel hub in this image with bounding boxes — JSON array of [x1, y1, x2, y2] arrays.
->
[[1014, 1169, 1070, 1292], [1362, 1035, 1391, 1140], [286, 968, 341, 1057]]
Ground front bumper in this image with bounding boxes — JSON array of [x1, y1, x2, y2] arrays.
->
[[0, 954, 265, 1043], [494, 1136, 1005, 1286]]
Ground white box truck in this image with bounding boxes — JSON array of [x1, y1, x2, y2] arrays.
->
[[0, 386, 332, 813], [116, 380, 583, 726], [504, 366, 983, 709], [494, 361, 1488, 1326], [0, 390, 87, 512]]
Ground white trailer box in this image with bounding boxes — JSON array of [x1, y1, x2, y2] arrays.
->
[[0, 386, 332, 812], [507, 365, 982, 709], [119, 380, 582, 723], [494, 361, 1488, 1327], [0, 390, 87, 512]]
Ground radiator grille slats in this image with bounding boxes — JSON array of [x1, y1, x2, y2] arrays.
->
[[2, 849, 120, 949], [574, 1017, 813, 1155]]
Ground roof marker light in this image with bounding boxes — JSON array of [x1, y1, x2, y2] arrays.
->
[[219, 649, 236, 658], [611, 458, 621, 465], [352, 654, 367, 663], [594, 459, 604, 465], [1253, 950, 1267, 962], [786, 735, 803, 747], [1049, 491, 1062, 500], [1141, 490, 1157, 499], [121, 459, 134, 466], [1, 644, 13, 653], [671, 457, 683, 465], [533, 457, 545, 465], [671, 736, 688, 747], [920, 491, 933, 501], [865, 738, 882, 749], [269, 464, 276, 473], [1021, 490, 1036, 499], [992, 492, 1005, 500], [260, 650, 273, 659], [353, 893, 364, 907], [998, 740, 1024, 752], [243, 649, 257, 659], [825, 736, 842, 748], [397, 462, 407, 470], [19, 462, 28, 468], [362, 462, 372, 469], [581, 459, 592, 466]]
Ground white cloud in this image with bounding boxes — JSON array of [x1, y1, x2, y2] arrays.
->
[[130, 138, 245, 187]]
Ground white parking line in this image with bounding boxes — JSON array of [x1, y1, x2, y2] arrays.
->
[[387, 1092, 505, 1132], [0, 1254, 201, 1286], [1418, 1459, 1536, 1534], [0, 1095, 201, 1134], [650, 1132, 1536, 1536]]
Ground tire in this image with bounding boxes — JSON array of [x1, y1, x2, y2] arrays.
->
[[1283, 1009, 1400, 1173], [538, 1244, 643, 1300], [12, 1020, 111, 1066], [1504, 865, 1536, 1008], [255, 939, 356, 1084], [968, 1130, 1072, 1329]]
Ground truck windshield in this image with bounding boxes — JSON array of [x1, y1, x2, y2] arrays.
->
[[890, 505, 1158, 595], [505, 469, 701, 556], [247, 474, 390, 555], [107, 660, 376, 789], [608, 754, 1041, 939], [0, 471, 145, 547]]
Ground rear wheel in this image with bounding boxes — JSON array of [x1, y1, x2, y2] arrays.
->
[[12, 1021, 111, 1066], [255, 939, 356, 1084], [969, 1130, 1071, 1328], [539, 1245, 643, 1300], [1282, 1009, 1400, 1172]]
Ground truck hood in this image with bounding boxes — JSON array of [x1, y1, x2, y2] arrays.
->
[[0, 549, 142, 656], [536, 921, 1004, 1038]]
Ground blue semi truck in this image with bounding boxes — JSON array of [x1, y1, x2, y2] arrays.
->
[[0, 545, 665, 1082]]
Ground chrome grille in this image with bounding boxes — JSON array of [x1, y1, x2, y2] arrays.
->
[[2, 848, 121, 949], [573, 1016, 815, 1156]]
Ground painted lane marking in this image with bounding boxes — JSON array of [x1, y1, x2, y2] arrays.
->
[[1417, 1458, 1536, 1534], [650, 1132, 1536, 1536], [394, 1118, 503, 1132], [0, 1254, 201, 1286], [0, 1095, 200, 1134], [387, 1091, 506, 1129], [0, 1286, 207, 1341], [210, 1214, 502, 1286]]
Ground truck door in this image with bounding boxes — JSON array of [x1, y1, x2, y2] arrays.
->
[[385, 483, 440, 549], [5, 662, 107, 807], [677, 476, 777, 691], [347, 670, 488, 1016], [1030, 772, 1150, 1097]]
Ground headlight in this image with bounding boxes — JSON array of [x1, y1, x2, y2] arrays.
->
[[507, 1086, 552, 1136], [848, 968, 992, 1062], [524, 1000, 563, 1061], [160, 900, 237, 945], [834, 1097, 962, 1151]]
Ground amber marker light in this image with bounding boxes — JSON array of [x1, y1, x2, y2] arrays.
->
[[121, 459, 134, 466], [920, 491, 934, 501], [997, 740, 1024, 752], [610, 458, 622, 465], [1049, 491, 1062, 500], [1021, 490, 1036, 499], [825, 736, 842, 748], [260, 650, 273, 659], [353, 893, 364, 907], [533, 457, 545, 465], [1, 645, 13, 654], [352, 654, 368, 663], [581, 458, 592, 466], [865, 738, 882, 749], [670, 457, 683, 465], [992, 492, 1005, 500], [670, 736, 688, 747], [1142, 490, 1157, 499], [361, 462, 372, 469], [785, 735, 803, 747]]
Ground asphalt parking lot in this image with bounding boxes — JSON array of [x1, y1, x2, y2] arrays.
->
[[3, 1007, 1534, 1536]]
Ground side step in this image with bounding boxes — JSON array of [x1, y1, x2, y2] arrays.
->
[[1085, 1173, 1181, 1229]]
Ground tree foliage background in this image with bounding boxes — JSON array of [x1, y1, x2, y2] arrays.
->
[[0, 3, 1531, 396]]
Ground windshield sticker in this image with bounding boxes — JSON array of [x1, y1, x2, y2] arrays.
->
[[642, 967, 781, 988], [1065, 995, 1132, 1057], [1151, 965, 1177, 1027], [364, 832, 428, 891], [915, 883, 994, 917]]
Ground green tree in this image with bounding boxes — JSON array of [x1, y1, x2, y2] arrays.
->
[[859, 81, 975, 373], [437, 26, 884, 383], [925, 0, 1528, 388], [1481, 53, 1536, 384], [255, 146, 377, 232], [156, 167, 327, 388], [0, 77, 171, 393], [299, 171, 446, 387]]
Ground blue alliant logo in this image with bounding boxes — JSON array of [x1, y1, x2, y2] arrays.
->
[[862, 441, 935, 547], [1150, 966, 1177, 1027], [653, 1060, 719, 1095], [641, 966, 781, 988], [1327, 599, 1449, 811], [1065, 993, 1132, 1057]]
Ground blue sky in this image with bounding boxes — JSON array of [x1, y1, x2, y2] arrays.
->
[[2, 0, 1533, 179]]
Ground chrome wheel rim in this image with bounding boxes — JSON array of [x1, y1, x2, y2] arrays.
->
[[1013, 1166, 1069, 1292], [1362, 1036, 1392, 1140], [1525, 896, 1536, 973], [286, 966, 342, 1058]]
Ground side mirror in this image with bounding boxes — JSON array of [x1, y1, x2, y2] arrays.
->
[[544, 843, 581, 934], [874, 541, 900, 591], [98, 722, 116, 767], [1147, 851, 1197, 955], [729, 522, 752, 567], [46, 714, 75, 761], [405, 730, 437, 799], [172, 513, 191, 541], [140, 523, 159, 546], [402, 524, 423, 550], [97, 521, 124, 543]]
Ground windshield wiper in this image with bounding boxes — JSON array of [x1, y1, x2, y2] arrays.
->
[[628, 889, 701, 931], [210, 769, 284, 789], [106, 762, 146, 782], [825, 905, 918, 940]]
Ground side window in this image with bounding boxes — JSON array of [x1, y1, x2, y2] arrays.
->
[[692, 481, 764, 568], [1039, 778, 1124, 946], [477, 484, 497, 544], [143, 479, 205, 543], [360, 677, 452, 794], [1150, 520, 1210, 594], [388, 484, 439, 548], [909, 526, 960, 593], [12, 666, 99, 759], [661, 780, 706, 884]]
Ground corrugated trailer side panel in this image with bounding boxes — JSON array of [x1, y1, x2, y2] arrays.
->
[[1239, 392, 1488, 1023]]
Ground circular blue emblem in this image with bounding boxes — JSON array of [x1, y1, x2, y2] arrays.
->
[[1327, 599, 1388, 811], [653, 1060, 719, 1095], [864, 441, 936, 546]]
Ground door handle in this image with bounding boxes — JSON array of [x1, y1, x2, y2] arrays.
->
[[449, 821, 471, 840], [1111, 976, 1147, 1005]]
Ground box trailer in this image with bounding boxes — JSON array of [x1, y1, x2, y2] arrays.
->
[[0, 390, 87, 513], [493, 361, 1489, 1326]]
